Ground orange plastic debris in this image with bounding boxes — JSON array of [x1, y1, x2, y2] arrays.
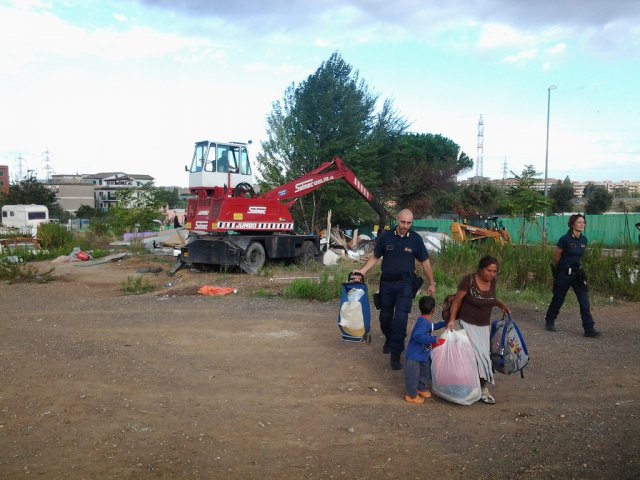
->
[[197, 286, 237, 296], [76, 251, 90, 261]]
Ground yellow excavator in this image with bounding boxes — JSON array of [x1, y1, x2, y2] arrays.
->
[[450, 215, 511, 245]]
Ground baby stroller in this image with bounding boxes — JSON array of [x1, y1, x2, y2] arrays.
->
[[337, 272, 371, 343]]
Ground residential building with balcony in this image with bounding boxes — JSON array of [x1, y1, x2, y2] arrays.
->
[[82, 172, 154, 212], [44, 172, 155, 213]]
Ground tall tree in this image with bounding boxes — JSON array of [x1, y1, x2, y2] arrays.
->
[[582, 182, 598, 199], [257, 52, 407, 232], [585, 186, 613, 214], [548, 176, 575, 214], [0, 177, 66, 220], [500, 165, 553, 243], [106, 184, 164, 234], [453, 182, 503, 217], [75, 204, 102, 219], [154, 187, 185, 209], [380, 133, 473, 216]]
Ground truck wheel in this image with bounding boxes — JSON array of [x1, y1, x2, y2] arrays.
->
[[298, 240, 316, 265], [240, 242, 266, 274]]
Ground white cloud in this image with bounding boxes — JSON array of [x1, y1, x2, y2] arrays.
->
[[502, 48, 538, 64], [244, 62, 269, 73], [477, 23, 529, 50], [314, 38, 335, 48], [546, 42, 567, 55]]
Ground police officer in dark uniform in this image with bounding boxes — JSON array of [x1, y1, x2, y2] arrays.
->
[[545, 213, 600, 337], [356, 209, 436, 370]]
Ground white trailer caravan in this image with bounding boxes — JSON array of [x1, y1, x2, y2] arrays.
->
[[1, 204, 49, 235]]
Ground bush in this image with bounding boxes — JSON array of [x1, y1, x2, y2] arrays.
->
[[121, 276, 155, 294], [0, 261, 54, 283], [37, 223, 74, 250], [88, 221, 113, 237]]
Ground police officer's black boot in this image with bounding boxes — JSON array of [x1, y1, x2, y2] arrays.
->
[[390, 353, 402, 370]]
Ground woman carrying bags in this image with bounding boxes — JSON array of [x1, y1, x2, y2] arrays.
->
[[447, 255, 511, 404]]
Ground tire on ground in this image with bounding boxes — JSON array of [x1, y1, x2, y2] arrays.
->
[[298, 240, 317, 265]]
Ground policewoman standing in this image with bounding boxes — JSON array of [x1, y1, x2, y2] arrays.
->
[[356, 209, 436, 370], [544, 213, 600, 338]]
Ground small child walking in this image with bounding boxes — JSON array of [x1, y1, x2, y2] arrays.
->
[[404, 296, 446, 404]]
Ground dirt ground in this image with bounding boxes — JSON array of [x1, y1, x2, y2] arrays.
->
[[1, 254, 639, 479]]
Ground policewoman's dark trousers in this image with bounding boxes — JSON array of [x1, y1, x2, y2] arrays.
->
[[545, 270, 595, 332], [379, 279, 413, 355]]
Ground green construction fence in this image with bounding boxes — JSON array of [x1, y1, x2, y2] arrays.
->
[[410, 213, 640, 248]]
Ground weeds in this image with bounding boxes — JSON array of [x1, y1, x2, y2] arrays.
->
[[90, 248, 108, 259], [435, 241, 640, 303], [128, 239, 148, 255], [37, 223, 74, 250], [121, 275, 155, 294], [282, 271, 342, 301], [0, 261, 54, 283], [278, 263, 361, 301], [583, 243, 640, 301], [1, 227, 114, 264], [190, 240, 638, 304]]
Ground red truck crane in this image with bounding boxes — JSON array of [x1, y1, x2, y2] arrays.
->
[[176, 140, 388, 274]]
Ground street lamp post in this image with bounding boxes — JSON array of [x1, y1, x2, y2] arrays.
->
[[543, 85, 557, 197], [543, 84, 557, 241]]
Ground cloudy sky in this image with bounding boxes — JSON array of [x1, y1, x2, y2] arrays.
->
[[1, 0, 639, 187]]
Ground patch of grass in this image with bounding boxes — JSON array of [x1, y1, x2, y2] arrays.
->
[[128, 239, 148, 255], [282, 271, 343, 301], [254, 288, 272, 297], [433, 241, 640, 302], [583, 243, 640, 302], [121, 275, 155, 294], [253, 242, 639, 304], [89, 248, 108, 259], [37, 223, 74, 250], [0, 245, 52, 262], [75, 230, 116, 250], [0, 261, 54, 283]]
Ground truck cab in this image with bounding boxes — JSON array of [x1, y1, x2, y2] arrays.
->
[[186, 141, 255, 190]]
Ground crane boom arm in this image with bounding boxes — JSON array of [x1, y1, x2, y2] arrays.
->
[[259, 157, 388, 228]]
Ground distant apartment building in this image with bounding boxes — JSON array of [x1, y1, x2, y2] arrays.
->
[[570, 180, 640, 198], [82, 172, 154, 212], [0, 165, 9, 194], [45, 172, 155, 213], [461, 177, 640, 198], [46, 174, 96, 215]]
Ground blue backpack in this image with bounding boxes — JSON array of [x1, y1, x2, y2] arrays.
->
[[490, 313, 529, 378]]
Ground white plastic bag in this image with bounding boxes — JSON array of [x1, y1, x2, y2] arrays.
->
[[339, 287, 365, 337], [346, 288, 364, 303], [431, 329, 482, 405]]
